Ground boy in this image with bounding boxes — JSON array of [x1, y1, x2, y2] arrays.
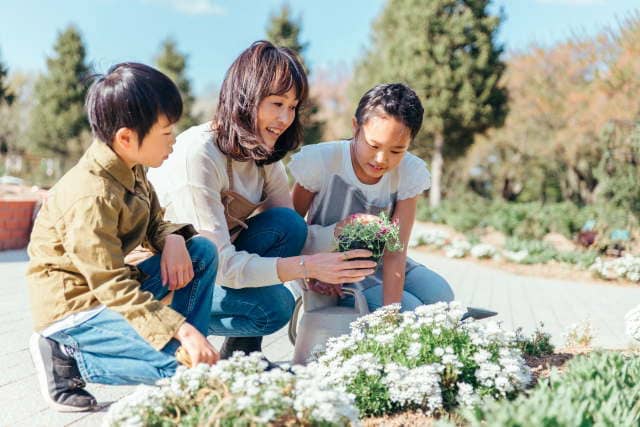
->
[[27, 63, 219, 412]]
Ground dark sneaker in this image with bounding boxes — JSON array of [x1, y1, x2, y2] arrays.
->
[[29, 333, 97, 412], [219, 336, 281, 371]]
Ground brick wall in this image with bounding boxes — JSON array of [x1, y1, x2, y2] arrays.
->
[[0, 199, 38, 250]]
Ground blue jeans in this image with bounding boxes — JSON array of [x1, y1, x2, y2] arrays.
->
[[208, 207, 307, 337], [339, 263, 454, 312], [48, 236, 218, 385]]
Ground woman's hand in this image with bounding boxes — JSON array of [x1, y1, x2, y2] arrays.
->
[[305, 250, 376, 284], [306, 279, 344, 296], [161, 235, 194, 291]]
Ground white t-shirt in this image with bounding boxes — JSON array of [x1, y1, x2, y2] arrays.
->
[[147, 122, 292, 288], [288, 140, 431, 254]]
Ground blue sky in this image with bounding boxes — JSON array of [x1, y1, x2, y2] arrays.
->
[[0, 0, 638, 95]]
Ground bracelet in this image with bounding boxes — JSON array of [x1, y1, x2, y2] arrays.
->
[[299, 255, 308, 279]]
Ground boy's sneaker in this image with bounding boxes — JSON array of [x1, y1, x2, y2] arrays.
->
[[29, 333, 97, 412]]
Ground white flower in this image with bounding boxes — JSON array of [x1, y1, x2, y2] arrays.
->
[[445, 240, 472, 258], [503, 249, 529, 263], [407, 342, 422, 358], [470, 243, 497, 259], [625, 305, 640, 342], [590, 255, 640, 282]]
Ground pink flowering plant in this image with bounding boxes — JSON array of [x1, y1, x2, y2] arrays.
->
[[336, 212, 403, 263]]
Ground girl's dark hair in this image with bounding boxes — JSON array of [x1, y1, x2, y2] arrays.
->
[[85, 62, 182, 146], [354, 83, 424, 139], [212, 40, 308, 165]]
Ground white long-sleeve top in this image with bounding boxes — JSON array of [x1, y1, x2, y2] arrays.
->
[[147, 123, 295, 288]]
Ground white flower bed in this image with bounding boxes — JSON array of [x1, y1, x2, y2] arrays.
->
[[625, 305, 640, 342], [590, 255, 640, 282], [445, 240, 472, 258], [503, 249, 529, 263], [105, 352, 360, 427], [416, 229, 450, 248], [470, 243, 498, 259], [308, 302, 531, 417]]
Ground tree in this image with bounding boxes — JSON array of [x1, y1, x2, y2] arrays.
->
[[351, 0, 508, 206], [154, 38, 199, 132], [266, 3, 324, 145], [0, 49, 14, 107], [29, 25, 91, 161]]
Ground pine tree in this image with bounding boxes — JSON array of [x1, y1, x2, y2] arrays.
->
[[154, 38, 199, 132], [266, 4, 324, 145], [0, 49, 14, 106], [352, 0, 508, 206], [29, 25, 91, 161]]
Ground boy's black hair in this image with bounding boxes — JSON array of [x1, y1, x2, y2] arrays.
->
[[85, 62, 182, 145], [354, 83, 424, 139]]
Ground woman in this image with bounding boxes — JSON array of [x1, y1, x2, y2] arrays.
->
[[148, 41, 376, 359]]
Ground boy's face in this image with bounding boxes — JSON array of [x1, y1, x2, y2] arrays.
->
[[117, 115, 176, 169], [351, 114, 411, 184]]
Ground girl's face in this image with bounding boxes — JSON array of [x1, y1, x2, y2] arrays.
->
[[256, 88, 298, 150], [351, 114, 412, 184]]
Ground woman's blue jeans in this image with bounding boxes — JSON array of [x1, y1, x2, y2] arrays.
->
[[208, 207, 307, 337], [48, 236, 218, 385]]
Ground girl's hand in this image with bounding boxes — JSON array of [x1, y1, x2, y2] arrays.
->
[[161, 235, 194, 291], [307, 279, 344, 297], [305, 250, 376, 284]]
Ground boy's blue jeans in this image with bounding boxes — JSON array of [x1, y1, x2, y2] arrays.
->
[[48, 236, 217, 385], [208, 207, 307, 337]]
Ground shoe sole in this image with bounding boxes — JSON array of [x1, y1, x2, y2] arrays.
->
[[29, 333, 96, 412]]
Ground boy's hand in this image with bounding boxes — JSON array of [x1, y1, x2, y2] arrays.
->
[[174, 323, 219, 365], [161, 235, 194, 291]]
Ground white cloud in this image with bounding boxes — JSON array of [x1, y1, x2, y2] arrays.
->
[[535, 0, 605, 5], [145, 0, 225, 15]]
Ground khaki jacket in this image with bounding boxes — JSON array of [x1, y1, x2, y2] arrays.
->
[[27, 141, 197, 350]]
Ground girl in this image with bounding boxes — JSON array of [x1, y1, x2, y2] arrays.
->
[[290, 83, 454, 311], [147, 41, 376, 359]]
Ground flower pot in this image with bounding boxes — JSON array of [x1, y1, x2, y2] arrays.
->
[[337, 237, 385, 263]]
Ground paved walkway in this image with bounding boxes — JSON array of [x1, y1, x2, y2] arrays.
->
[[2, 233, 640, 426]]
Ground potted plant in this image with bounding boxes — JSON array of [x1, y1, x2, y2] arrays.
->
[[336, 212, 403, 263]]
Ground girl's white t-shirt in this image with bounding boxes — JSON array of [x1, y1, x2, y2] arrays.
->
[[288, 140, 431, 254]]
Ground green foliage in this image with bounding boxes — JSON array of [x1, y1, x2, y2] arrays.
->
[[463, 352, 640, 426], [0, 48, 14, 107], [28, 25, 91, 160], [351, 0, 508, 204], [416, 195, 635, 246], [266, 4, 324, 145], [336, 213, 402, 262], [154, 38, 200, 132], [515, 323, 554, 357]]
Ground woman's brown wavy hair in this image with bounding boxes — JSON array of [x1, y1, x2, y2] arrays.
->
[[211, 40, 308, 165]]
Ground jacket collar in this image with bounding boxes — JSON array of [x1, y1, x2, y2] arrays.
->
[[87, 140, 136, 192]]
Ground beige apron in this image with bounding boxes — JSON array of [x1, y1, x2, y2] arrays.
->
[[221, 156, 267, 242]]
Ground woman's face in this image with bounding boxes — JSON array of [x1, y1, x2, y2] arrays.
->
[[256, 88, 298, 150], [351, 114, 411, 184]]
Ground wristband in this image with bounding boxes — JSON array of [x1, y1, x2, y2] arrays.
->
[[299, 255, 308, 279]]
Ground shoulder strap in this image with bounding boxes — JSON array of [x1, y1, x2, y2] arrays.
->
[[226, 156, 234, 191]]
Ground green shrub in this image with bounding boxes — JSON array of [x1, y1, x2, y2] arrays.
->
[[515, 323, 555, 358], [504, 238, 557, 264], [462, 352, 640, 426]]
